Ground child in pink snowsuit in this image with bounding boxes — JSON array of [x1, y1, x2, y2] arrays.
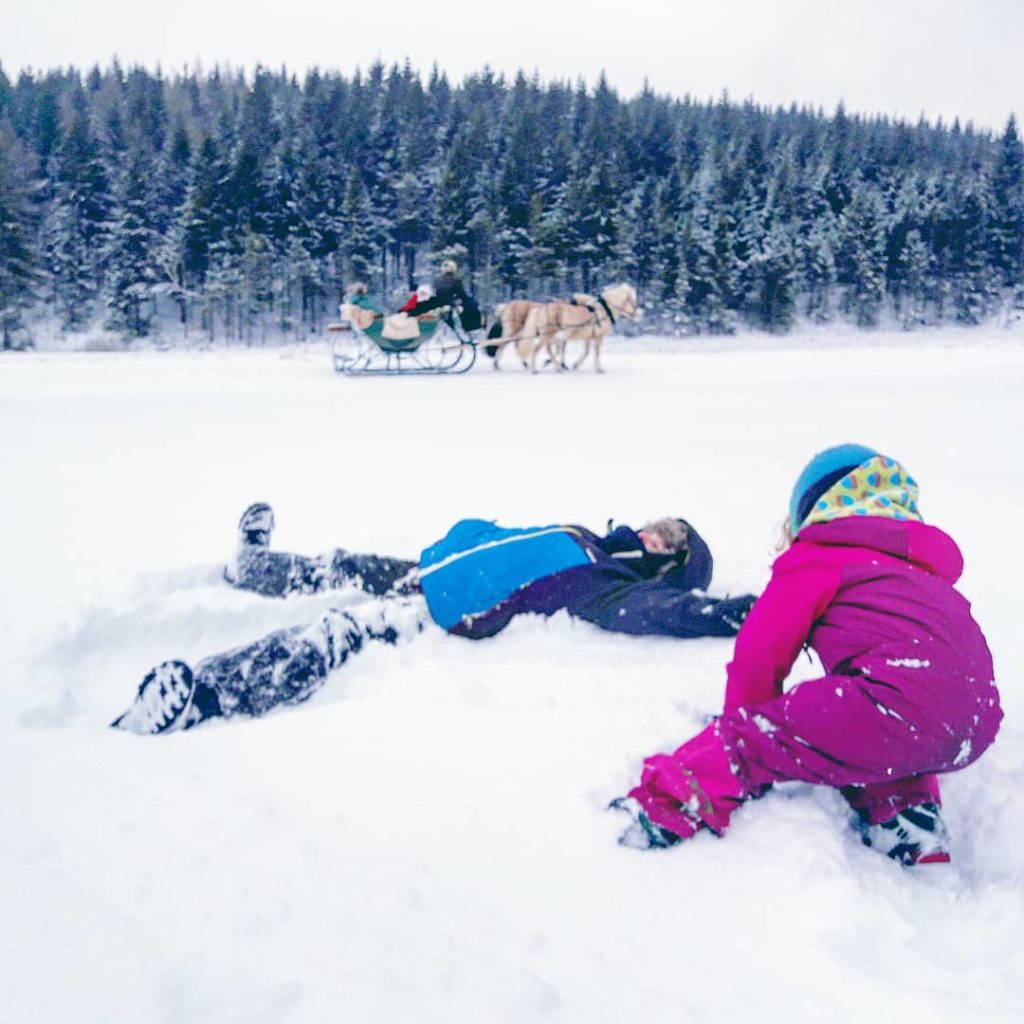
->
[[616, 444, 1002, 864]]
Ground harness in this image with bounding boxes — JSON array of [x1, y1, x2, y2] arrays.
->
[[569, 294, 618, 327], [596, 294, 616, 325], [488, 289, 635, 351]]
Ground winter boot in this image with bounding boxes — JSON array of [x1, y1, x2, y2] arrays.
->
[[857, 802, 952, 866], [111, 660, 220, 735], [609, 797, 683, 850], [237, 502, 274, 547], [225, 502, 276, 586]]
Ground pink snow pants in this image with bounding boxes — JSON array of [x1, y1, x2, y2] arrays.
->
[[630, 663, 1002, 836]]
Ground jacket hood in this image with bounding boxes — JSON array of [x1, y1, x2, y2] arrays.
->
[[797, 517, 964, 584], [797, 453, 922, 534]]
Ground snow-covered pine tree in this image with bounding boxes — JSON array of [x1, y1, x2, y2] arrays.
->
[[838, 181, 888, 327], [103, 145, 161, 336], [950, 177, 1000, 324], [622, 177, 660, 308], [432, 114, 494, 287], [756, 219, 798, 332], [895, 229, 934, 328], [339, 169, 378, 293], [0, 118, 41, 347], [678, 178, 734, 334], [650, 168, 684, 308], [45, 96, 114, 329], [990, 115, 1024, 310], [492, 73, 544, 296]]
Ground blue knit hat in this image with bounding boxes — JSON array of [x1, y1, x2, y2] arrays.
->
[[789, 444, 879, 534]]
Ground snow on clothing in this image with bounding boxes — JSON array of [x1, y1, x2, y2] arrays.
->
[[116, 518, 751, 733], [189, 599, 425, 723], [229, 544, 420, 600], [419, 519, 728, 639], [233, 517, 731, 638], [112, 599, 428, 733], [629, 512, 1002, 842]]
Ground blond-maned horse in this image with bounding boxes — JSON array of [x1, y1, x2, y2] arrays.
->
[[519, 283, 640, 373], [484, 299, 540, 369]]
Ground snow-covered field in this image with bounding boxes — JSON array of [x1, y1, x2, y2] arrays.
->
[[2, 327, 1022, 1024]]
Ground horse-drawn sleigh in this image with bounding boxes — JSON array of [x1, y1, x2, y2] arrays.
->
[[329, 290, 483, 376], [328, 280, 640, 376]]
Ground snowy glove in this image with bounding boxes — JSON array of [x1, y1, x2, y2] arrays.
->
[[714, 594, 756, 634], [609, 797, 682, 850]]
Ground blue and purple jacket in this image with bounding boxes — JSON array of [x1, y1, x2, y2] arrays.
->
[[418, 519, 729, 640]]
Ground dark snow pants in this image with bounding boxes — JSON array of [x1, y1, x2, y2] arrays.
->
[[191, 597, 429, 721], [230, 543, 420, 600]]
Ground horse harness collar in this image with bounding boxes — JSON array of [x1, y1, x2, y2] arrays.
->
[[569, 294, 617, 327]]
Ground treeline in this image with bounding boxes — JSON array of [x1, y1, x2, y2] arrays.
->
[[1, 59, 1023, 347]]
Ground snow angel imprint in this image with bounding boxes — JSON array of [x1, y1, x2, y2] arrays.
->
[[112, 505, 755, 736]]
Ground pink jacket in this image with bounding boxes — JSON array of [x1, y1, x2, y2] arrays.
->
[[724, 517, 991, 714]]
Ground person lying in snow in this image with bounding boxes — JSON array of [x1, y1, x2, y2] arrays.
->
[[613, 444, 1003, 867], [112, 506, 756, 736]]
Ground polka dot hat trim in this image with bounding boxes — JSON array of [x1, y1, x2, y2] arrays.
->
[[799, 455, 923, 532]]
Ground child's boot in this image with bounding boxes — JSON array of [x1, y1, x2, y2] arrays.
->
[[609, 797, 684, 849], [225, 502, 276, 585], [111, 660, 219, 735], [237, 502, 275, 547], [857, 802, 952, 866]]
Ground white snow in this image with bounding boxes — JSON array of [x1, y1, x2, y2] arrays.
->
[[2, 327, 1023, 1024]]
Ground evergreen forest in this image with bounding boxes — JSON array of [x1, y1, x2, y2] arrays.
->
[[1, 60, 1023, 347]]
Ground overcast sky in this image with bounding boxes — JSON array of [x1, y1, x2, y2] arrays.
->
[[2, 0, 1022, 132]]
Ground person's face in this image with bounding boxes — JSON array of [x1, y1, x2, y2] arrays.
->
[[638, 529, 672, 555]]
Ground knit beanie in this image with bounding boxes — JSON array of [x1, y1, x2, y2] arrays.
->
[[789, 444, 880, 534]]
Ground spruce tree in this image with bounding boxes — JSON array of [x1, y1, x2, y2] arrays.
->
[[951, 179, 1000, 324], [0, 119, 40, 347], [896, 229, 933, 328], [756, 220, 798, 332], [339, 169, 378, 291], [103, 147, 160, 336], [991, 115, 1024, 303], [839, 181, 888, 327], [46, 98, 114, 328]]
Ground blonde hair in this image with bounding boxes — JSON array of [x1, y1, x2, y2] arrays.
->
[[640, 518, 689, 554], [440, 259, 458, 275], [776, 518, 795, 553], [348, 281, 368, 296]]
